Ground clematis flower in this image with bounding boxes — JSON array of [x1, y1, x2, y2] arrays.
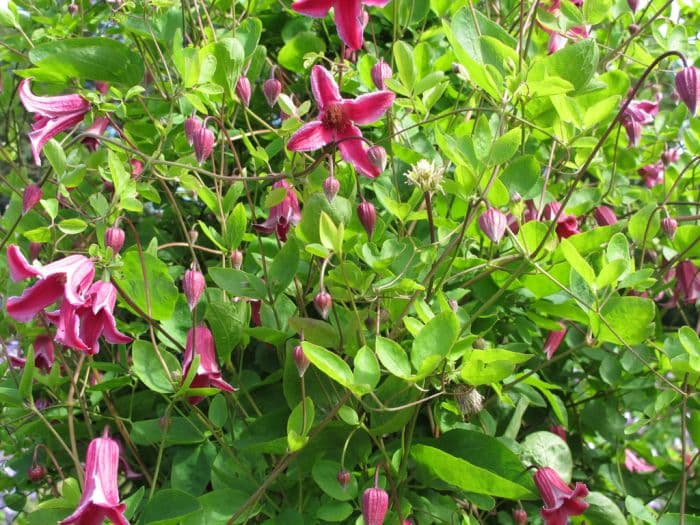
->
[[539, 0, 589, 54], [5, 244, 95, 322], [593, 205, 617, 226], [624, 449, 656, 473], [291, 0, 390, 50], [362, 468, 389, 525], [675, 66, 699, 116], [183, 268, 206, 311], [253, 180, 301, 241], [543, 323, 566, 360], [22, 184, 42, 214], [81, 116, 110, 152], [542, 201, 580, 238], [287, 66, 394, 178], [371, 60, 392, 90], [534, 467, 589, 525], [675, 261, 700, 304], [32, 335, 55, 373], [182, 325, 236, 405], [478, 208, 508, 244], [59, 429, 129, 525], [18, 78, 90, 166], [639, 161, 664, 188], [619, 95, 660, 147], [549, 425, 567, 442]]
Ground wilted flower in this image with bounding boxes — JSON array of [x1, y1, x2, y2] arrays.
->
[[236, 76, 252, 107], [543, 323, 566, 360], [263, 78, 282, 107], [105, 225, 125, 254], [59, 429, 130, 525], [253, 180, 302, 242], [22, 184, 42, 214], [639, 161, 665, 188], [183, 268, 206, 311], [675, 66, 699, 116], [293, 345, 310, 377], [371, 60, 392, 90], [534, 467, 589, 525], [593, 205, 617, 226], [661, 217, 678, 239], [478, 208, 508, 243], [82, 116, 110, 152], [18, 78, 91, 166], [454, 384, 483, 416], [182, 326, 236, 405], [624, 449, 656, 473], [314, 290, 333, 319], [405, 159, 445, 193], [287, 66, 394, 178], [357, 200, 377, 239], [675, 261, 699, 304]]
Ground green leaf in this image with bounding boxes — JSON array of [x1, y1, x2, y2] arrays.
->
[[486, 128, 520, 166], [596, 296, 655, 345], [225, 203, 246, 250], [171, 442, 217, 496], [209, 267, 268, 300], [319, 211, 341, 254], [461, 348, 532, 385], [131, 417, 206, 446], [202, 38, 244, 100], [501, 156, 541, 199], [278, 32, 325, 74], [544, 39, 598, 90], [353, 346, 380, 393], [584, 492, 627, 525], [43, 140, 66, 177], [312, 460, 358, 501], [183, 489, 251, 525], [393, 41, 417, 90], [287, 397, 314, 452], [628, 203, 660, 244], [57, 218, 87, 234], [131, 340, 179, 393], [269, 238, 300, 294], [583, 0, 612, 24], [208, 395, 229, 428], [596, 259, 628, 289], [376, 336, 412, 379], [301, 341, 353, 389], [288, 317, 339, 348], [141, 489, 202, 525], [411, 312, 459, 376], [559, 238, 596, 286], [520, 431, 572, 482], [19, 346, 35, 399], [28, 37, 144, 85]]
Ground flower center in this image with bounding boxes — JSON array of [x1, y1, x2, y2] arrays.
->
[[321, 103, 349, 131]]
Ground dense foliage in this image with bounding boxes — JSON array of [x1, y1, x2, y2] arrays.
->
[[0, 0, 699, 524]]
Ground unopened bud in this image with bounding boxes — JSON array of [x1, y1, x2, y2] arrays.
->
[[448, 299, 458, 312], [183, 268, 206, 311], [188, 229, 199, 243], [362, 486, 389, 525], [230, 250, 244, 269], [22, 184, 42, 214], [323, 176, 340, 203], [184, 115, 202, 146], [236, 76, 252, 107], [68, 3, 78, 15], [130, 159, 144, 177], [675, 66, 699, 116], [628, 23, 639, 35], [371, 60, 392, 90], [193, 125, 215, 165], [314, 291, 333, 319], [661, 148, 680, 165], [28, 465, 46, 483], [337, 469, 351, 489], [473, 338, 487, 349], [357, 201, 377, 239], [293, 345, 310, 377], [662, 217, 678, 239], [367, 146, 387, 172], [478, 208, 508, 244], [513, 508, 528, 525], [263, 78, 282, 107], [593, 205, 618, 226], [105, 226, 125, 253]]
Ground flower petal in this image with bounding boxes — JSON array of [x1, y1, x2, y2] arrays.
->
[[18, 79, 90, 118], [343, 91, 395, 125], [287, 121, 333, 151], [54, 303, 90, 352], [311, 65, 341, 109], [362, 0, 390, 6], [6, 275, 64, 322], [291, 0, 333, 17], [334, 0, 364, 50], [101, 309, 133, 345], [7, 244, 40, 281], [28, 112, 87, 166], [336, 125, 380, 178]]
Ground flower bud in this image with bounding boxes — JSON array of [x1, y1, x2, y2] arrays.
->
[[662, 217, 678, 239], [473, 338, 487, 349], [358, 201, 377, 239], [130, 159, 144, 177], [230, 250, 244, 269], [293, 345, 310, 377], [193, 125, 215, 165], [183, 268, 206, 311], [628, 23, 639, 35], [323, 176, 340, 203], [478, 208, 507, 243], [22, 184, 42, 214], [28, 465, 46, 483], [593, 205, 617, 226], [371, 60, 392, 90], [105, 226, 125, 253], [627, 0, 639, 12], [448, 299, 458, 312], [188, 229, 199, 243], [662, 147, 680, 165], [367, 146, 387, 172], [675, 66, 699, 116], [29, 242, 42, 261], [337, 470, 351, 489], [236, 76, 252, 107], [263, 78, 282, 107], [362, 486, 389, 525], [68, 3, 78, 15], [513, 508, 528, 525], [184, 115, 202, 146], [314, 290, 333, 320]]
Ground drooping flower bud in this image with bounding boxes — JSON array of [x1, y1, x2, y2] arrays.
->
[[293, 345, 310, 377], [28, 465, 46, 483], [371, 60, 393, 90], [22, 184, 42, 214], [628, 23, 639, 35], [478, 208, 507, 243], [184, 115, 202, 146], [104, 225, 125, 254], [130, 159, 144, 177], [337, 470, 351, 489], [68, 3, 78, 15], [314, 291, 333, 320], [543, 323, 567, 360], [358, 201, 377, 239], [512, 508, 528, 525], [362, 479, 389, 525], [193, 125, 215, 165], [675, 66, 699, 116], [183, 268, 206, 311], [639, 161, 665, 188], [323, 176, 340, 203], [593, 205, 618, 226], [236, 76, 252, 107], [662, 217, 678, 239], [367, 146, 387, 173], [627, 0, 639, 12], [230, 250, 244, 270], [661, 147, 680, 165], [263, 78, 282, 107], [549, 424, 567, 441]]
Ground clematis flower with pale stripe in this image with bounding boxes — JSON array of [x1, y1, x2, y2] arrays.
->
[[291, 0, 390, 50], [18, 79, 90, 166], [287, 66, 394, 178]]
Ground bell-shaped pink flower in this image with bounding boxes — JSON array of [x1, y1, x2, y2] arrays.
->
[[18, 79, 91, 166], [371, 60, 392, 90], [593, 205, 617, 226], [367, 145, 387, 172], [22, 184, 42, 214], [534, 467, 589, 525], [542, 202, 579, 238], [82, 116, 110, 152], [263, 78, 282, 107], [184, 115, 202, 145], [543, 324, 566, 360], [676, 66, 699, 116], [287, 66, 394, 178], [291, 0, 390, 50], [624, 449, 656, 473], [323, 176, 340, 203], [362, 486, 389, 525], [183, 268, 206, 311], [358, 200, 377, 239], [5, 244, 95, 322], [662, 217, 678, 239], [105, 226, 126, 254], [236, 76, 252, 107], [675, 261, 700, 304], [478, 208, 507, 243], [32, 335, 55, 373], [182, 325, 237, 405], [314, 290, 333, 319], [620, 96, 660, 147], [193, 124, 215, 165], [253, 180, 302, 241], [293, 345, 310, 377], [639, 161, 664, 188], [59, 429, 130, 525], [661, 147, 680, 165]]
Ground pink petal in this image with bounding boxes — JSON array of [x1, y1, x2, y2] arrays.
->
[[54, 303, 89, 352], [209, 374, 237, 392], [6, 275, 64, 322], [6, 244, 40, 281], [334, 0, 364, 50], [287, 121, 333, 151], [311, 65, 341, 109], [28, 111, 86, 166], [336, 125, 380, 178], [291, 0, 333, 17], [362, 0, 390, 5], [82, 116, 110, 152], [101, 309, 133, 345], [253, 216, 278, 236], [18, 78, 90, 118], [343, 91, 395, 125]]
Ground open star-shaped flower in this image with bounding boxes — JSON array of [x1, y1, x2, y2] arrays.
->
[[287, 65, 394, 178]]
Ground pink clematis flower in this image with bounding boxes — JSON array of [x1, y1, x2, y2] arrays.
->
[[619, 95, 661, 147], [539, 0, 589, 54], [5, 245, 95, 323], [675, 261, 700, 304], [253, 180, 302, 241], [182, 326, 236, 405], [543, 324, 567, 360], [542, 201, 580, 238], [60, 429, 130, 525], [624, 449, 656, 473], [291, 0, 390, 50], [32, 335, 55, 373], [534, 467, 589, 525], [82, 116, 110, 152], [18, 78, 91, 166], [639, 161, 665, 188], [287, 66, 394, 178]]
